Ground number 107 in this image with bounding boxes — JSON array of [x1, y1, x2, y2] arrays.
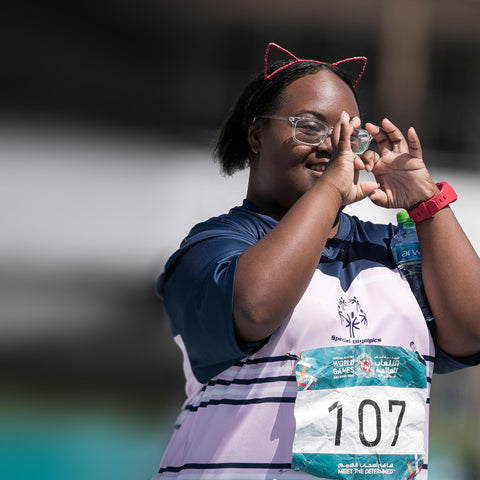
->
[[328, 399, 406, 447]]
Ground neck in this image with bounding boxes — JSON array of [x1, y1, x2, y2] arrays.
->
[[245, 189, 341, 239]]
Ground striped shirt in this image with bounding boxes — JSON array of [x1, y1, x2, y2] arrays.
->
[[156, 200, 479, 479]]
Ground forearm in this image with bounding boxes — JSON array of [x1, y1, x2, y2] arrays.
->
[[417, 207, 480, 356], [233, 180, 342, 343]]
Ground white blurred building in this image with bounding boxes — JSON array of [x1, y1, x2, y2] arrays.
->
[[2, 121, 480, 342]]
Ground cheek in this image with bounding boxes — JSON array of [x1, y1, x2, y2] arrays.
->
[[262, 140, 299, 172]]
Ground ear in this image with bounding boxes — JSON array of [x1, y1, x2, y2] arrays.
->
[[248, 123, 262, 154]]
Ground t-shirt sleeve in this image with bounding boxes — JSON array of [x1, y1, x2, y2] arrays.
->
[[427, 320, 480, 373], [433, 347, 480, 374], [158, 223, 262, 384], [433, 340, 480, 374]]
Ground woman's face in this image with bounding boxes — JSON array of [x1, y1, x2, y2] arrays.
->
[[247, 69, 360, 220]]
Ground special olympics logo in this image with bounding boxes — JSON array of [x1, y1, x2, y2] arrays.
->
[[355, 353, 375, 378], [337, 297, 368, 338]]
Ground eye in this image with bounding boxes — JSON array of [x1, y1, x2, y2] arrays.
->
[[296, 119, 328, 137]]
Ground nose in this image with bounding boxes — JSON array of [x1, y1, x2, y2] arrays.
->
[[316, 132, 333, 154]]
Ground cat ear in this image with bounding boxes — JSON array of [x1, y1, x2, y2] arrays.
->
[[264, 42, 302, 80], [331, 57, 368, 89]]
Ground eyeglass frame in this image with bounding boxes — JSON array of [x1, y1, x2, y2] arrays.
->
[[252, 114, 372, 154]]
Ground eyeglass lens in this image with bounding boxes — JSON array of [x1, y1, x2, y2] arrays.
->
[[294, 119, 329, 144], [294, 118, 371, 154], [350, 129, 372, 154]]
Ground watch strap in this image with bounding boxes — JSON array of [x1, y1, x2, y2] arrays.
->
[[407, 181, 457, 223]]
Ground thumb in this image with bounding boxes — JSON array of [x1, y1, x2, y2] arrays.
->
[[353, 181, 381, 203]]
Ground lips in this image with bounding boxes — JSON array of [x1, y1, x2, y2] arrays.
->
[[306, 161, 328, 173]]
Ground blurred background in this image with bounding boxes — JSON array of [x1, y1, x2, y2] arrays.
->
[[1, 0, 479, 478]]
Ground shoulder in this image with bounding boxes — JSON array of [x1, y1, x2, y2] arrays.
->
[[158, 201, 277, 295], [179, 200, 277, 251], [339, 212, 397, 245]]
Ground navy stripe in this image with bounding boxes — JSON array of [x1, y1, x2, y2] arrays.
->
[[208, 375, 296, 386], [159, 462, 428, 474], [423, 355, 435, 363], [234, 355, 294, 366], [185, 396, 296, 412], [159, 462, 291, 473]]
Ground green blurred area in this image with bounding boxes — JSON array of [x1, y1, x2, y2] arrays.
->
[[0, 288, 184, 480], [429, 369, 480, 478], [0, 387, 174, 480]]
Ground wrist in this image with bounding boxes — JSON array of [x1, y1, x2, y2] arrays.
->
[[407, 181, 457, 223], [315, 176, 345, 209]]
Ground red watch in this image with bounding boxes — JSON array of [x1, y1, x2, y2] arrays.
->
[[407, 181, 457, 223]]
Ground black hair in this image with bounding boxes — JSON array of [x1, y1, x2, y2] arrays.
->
[[213, 59, 359, 176]]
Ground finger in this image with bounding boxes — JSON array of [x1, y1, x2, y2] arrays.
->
[[353, 155, 366, 171], [407, 127, 423, 158], [349, 115, 361, 130], [380, 118, 408, 152], [360, 149, 379, 172], [367, 187, 389, 207], [355, 181, 381, 202], [365, 122, 381, 135], [365, 122, 388, 145], [337, 111, 354, 153]]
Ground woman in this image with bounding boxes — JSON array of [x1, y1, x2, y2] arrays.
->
[[155, 43, 480, 479]]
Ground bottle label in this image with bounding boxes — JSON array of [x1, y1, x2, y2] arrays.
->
[[395, 243, 421, 263]]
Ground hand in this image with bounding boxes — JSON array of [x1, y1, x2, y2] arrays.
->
[[323, 112, 380, 206], [362, 118, 438, 209]]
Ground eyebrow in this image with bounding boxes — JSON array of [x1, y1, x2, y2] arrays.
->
[[293, 110, 327, 121], [295, 109, 362, 123]]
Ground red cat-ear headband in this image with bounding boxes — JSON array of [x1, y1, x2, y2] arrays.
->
[[264, 42, 367, 88]]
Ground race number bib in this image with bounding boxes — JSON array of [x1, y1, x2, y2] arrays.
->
[[292, 345, 427, 479]]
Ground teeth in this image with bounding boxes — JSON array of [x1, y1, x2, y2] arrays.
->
[[307, 164, 326, 172]]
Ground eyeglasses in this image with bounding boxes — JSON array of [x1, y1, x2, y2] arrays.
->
[[253, 114, 372, 155]]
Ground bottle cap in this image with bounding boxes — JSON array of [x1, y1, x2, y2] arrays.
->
[[396, 210, 415, 227]]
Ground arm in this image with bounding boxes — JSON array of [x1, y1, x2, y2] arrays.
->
[[234, 113, 379, 343], [233, 176, 342, 343], [416, 207, 480, 357], [365, 119, 480, 357]]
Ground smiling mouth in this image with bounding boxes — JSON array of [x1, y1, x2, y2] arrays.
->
[[306, 162, 328, 173]]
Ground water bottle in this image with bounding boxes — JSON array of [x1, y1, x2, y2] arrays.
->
[[390, 210, 434, 322]]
